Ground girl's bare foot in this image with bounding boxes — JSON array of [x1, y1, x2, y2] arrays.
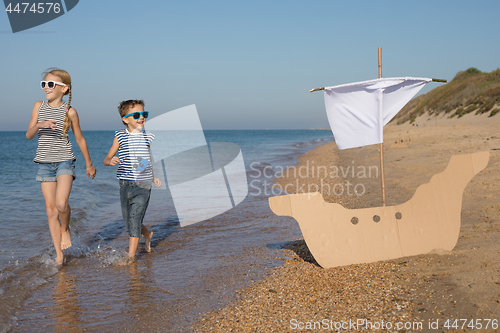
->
[[55, 255, 64, 266], [119, 257, 133, 265], [61, 229, 72, 250], [145, 231, 153, 253]]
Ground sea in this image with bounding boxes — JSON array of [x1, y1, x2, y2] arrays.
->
[[0, 130, 334, 332]]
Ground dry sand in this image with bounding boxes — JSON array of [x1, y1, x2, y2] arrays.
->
[[194, 112, 500, 332]]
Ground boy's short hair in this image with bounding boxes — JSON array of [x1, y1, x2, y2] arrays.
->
[[118, 100, 145, 125]]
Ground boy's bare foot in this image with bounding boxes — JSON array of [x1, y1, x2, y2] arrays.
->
[[61, 229, 72, 250], [145, 231, 153, 253]]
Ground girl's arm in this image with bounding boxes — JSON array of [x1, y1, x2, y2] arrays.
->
[[68, 108, 96, 179], [26, 101, 56, 140], [104, 136, 121, 166]]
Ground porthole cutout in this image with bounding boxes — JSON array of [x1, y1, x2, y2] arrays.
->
[[351, 217, 359, 225], [373, 215, 381, 222], [395, 212, 402, 220]]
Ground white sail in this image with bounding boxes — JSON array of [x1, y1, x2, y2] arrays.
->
[[323, 77, 431, 150]]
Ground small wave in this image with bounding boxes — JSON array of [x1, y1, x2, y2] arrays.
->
[[69, 198, 98, 226], [90, 245, 130, 267], [292, 136, 334, 148], [293, 142, 313, 147], [0, 228, 125, 332], [63, 233, 91, 258], [0, 253, 60, 332]]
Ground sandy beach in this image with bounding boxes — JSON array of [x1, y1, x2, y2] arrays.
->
[[193, 112, 500, 332]]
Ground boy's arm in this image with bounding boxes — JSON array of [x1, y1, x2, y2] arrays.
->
[[149, 143, 162, 187], [104, 136, 121, 166]]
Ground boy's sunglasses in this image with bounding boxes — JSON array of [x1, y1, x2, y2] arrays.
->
[[123, 111, 149, 119], [41, 81, 67, 89]]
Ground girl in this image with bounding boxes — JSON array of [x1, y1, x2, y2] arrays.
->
[[26, 68, 96, 265]]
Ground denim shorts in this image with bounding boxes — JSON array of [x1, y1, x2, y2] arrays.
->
[[36, 159, 76, 182], [119, 179, 152, 238]]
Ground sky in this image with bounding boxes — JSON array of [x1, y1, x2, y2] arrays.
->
[[1, 0, 500, 131]]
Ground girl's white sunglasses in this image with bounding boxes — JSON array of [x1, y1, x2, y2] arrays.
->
[[41, 81, 67, 89]]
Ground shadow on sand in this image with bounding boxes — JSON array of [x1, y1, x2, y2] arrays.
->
[[268, 239, 320, 267], [84, 215, 180, 254]]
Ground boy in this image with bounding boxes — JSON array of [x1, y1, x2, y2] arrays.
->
[[104, 100, 161, 260]]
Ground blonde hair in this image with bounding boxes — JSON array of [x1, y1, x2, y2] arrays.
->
[[118, 100, 145, 125], [43, 68, 72, 137]]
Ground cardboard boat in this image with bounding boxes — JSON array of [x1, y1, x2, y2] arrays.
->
[[269, 151, 490, 268]]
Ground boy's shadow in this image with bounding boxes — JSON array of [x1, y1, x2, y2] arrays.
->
[[148, 215, 180, 249], [86, 215, 180, 252]]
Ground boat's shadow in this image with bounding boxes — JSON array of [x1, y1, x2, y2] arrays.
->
[[268, 240, 320, 267]]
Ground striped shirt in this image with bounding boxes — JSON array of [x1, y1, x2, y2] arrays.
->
[[116, 129, 155, 181], [33, 101, 76, 163]]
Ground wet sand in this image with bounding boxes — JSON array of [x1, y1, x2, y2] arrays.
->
[[194, 112, 500, 332]]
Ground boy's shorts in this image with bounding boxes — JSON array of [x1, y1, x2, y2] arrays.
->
[[36, 159, 76, 182], [119, 179, 152, 237]]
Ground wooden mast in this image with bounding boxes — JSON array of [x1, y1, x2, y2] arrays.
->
[[378, 47, 387, 206]]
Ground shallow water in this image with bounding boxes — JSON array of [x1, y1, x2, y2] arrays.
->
[[0, 130, 333, 332]]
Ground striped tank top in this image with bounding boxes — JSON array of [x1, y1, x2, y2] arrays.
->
[[33, 101, 76, 163], [116, 129, 155, 181]]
